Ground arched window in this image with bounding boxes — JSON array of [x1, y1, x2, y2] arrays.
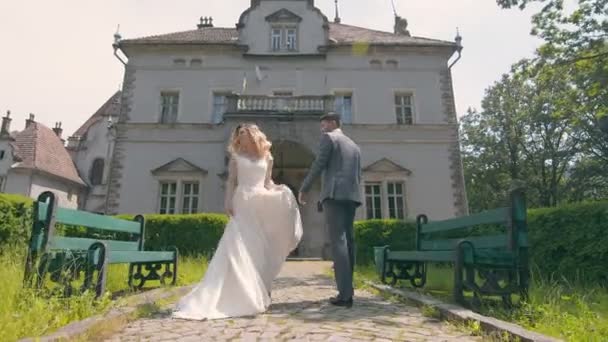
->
[[90, 158, 105, 186]]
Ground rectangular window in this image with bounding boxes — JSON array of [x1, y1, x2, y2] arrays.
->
[[365, 183, 382, 219], [212, 93, 229, 124], [286, 28, 297, 50], [181, 182, 200, 214], [159, 182, 177, 214], [160, 92, 179, 124], [387, 181, 406, 219], [0, 150, 4, 160], [334, 94, 353, 124], [395, 94, 414, 125], [271, 28, 282, 51]]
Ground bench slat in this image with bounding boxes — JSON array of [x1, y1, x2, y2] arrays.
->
[[50, 237, 139, 252], [37, 203, 141, 234], [387, 250, 517, 266], [421, 207, 510, 234], [387, 250, 455, 262], [108, 251, 175, 264], [420, 233, 529, 251]]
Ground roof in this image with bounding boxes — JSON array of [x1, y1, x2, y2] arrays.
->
[[121, 22, 454, 48], [72, 91, 121, 138], [12, 122, 86, 186]]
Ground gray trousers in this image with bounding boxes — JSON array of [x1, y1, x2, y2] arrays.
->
[[323, 199, 357, 300]]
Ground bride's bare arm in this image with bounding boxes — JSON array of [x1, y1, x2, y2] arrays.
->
[[224, 157, 238, 215], [264, 154, 277, 190]]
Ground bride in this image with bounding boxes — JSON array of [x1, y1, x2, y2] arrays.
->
[[172, 123, 303, 320]]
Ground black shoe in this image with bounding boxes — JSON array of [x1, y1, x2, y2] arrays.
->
[[329, 296, 353, 308]]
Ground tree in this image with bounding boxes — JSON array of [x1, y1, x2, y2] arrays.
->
[[461, 60, 585, 210], [496, 0, 608, 63]]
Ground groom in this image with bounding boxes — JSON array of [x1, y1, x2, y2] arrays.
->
[[299, 113, 362, 308]]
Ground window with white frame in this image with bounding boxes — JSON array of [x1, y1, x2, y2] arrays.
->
[[212, 93, 229, 124], [365, 183, 382, 219], [364, 181, 408, 220], [181, 181, 200, 214], [334, 93, 353, 124], [387, 181, 406, 219], [159, 181, 178, 214], [160, 92, 179, 124], [395, 93, 414, 125], [158, 180, 201, 215], [270, 26, 298, 52]]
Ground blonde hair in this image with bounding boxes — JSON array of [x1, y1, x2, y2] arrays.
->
[[228, 123, 272, 159]]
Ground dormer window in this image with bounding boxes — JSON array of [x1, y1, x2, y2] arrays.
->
[[270, 25, 298, 52], [266, 9, 302, 53]]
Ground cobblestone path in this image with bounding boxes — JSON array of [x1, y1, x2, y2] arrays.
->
[[106, 261, 478, 341]]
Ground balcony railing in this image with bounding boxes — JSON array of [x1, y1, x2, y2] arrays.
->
[[225, 95, 334, 116]]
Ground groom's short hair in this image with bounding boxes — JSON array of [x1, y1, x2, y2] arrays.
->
[[320, 113, 341, 127]]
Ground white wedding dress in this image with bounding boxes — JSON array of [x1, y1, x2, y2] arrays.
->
[[172, 153, 303, 320]]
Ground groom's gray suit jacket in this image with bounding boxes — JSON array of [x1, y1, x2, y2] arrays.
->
[[300, 129, 362, 205]]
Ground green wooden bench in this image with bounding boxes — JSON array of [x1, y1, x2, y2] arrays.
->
[[374, 189, 529, 306], [23, 191, 178, 298]]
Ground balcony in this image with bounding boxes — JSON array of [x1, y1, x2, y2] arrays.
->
[[225, 95, 334, 118]]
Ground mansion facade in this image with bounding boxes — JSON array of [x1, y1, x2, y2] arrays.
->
[[5, 0, 468, 258]]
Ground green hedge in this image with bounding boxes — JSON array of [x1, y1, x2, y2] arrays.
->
[[0, 194, 33, 248], [527, 201, 608, 282], [141, 214, 227, 256], [2, 193, 606, 281], [354, 219, 416, 264], [355, 200, 608, 283], [0, 194, 227, 256]]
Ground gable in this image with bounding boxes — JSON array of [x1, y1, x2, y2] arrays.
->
[[151, 158, 208, 175], [265, 9, 302, 23], [363, 158, 411, 175]]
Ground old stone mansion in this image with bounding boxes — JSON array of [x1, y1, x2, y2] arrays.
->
[[0, 0, 467, 258]]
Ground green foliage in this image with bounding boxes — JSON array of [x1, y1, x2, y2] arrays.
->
[[141, 214, 228, 256], [0, 194, 227, 257], [357, 262, 608, 341], [0, 194, 33, 249], [0, 246, 206, 342], [527, 200, 608, 282], [354, 219, 416, 265], [361, 200, 608, 283]]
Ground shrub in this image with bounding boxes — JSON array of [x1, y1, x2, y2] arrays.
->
[[354, 219, 416, 265], [358, 200, 608, 283], [0, 194, 33, 249], [527, 200, 608, 282], [142, 214, 228, 256]]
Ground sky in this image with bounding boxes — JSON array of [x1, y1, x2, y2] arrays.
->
[[0, 0, 543, 137]]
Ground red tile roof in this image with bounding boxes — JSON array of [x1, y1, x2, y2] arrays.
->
[[121, 22, 455, 48], [72, 91, 121, 138], [12, 122, 85, 186]]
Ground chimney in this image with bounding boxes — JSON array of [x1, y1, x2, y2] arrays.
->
[[25, 113, 35, 128], [197, 16, 214, 29], [53, 122, 63, 139], [1, 110, 12, 136]]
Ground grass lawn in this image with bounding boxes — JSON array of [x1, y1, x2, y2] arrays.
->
[[355, 264, 608, 341], [0, 248, 207, 342]]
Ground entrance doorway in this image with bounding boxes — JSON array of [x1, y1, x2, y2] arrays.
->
[[270, 140, 321, 257]]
